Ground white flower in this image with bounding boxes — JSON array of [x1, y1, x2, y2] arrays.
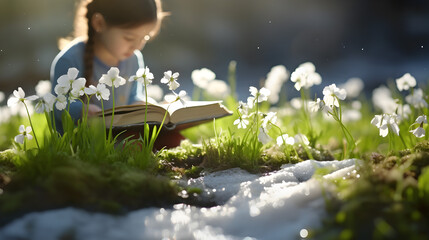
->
[[9, 103, 32, 117], [129, 66, 154, 85], [258, 127, 271, 144], [246, 96, 255, 109], [397, 104, 412, 120], [55, 94, 68, 111], [56, 68, 79, 94], [238, 101, 249, 116], [192, 68, 216, 89], [85, 83, 110, 101], [161, 70, 180, 91], [0, 91, 4, 103], [308, 98, 322, 112], [35, 80, 52, 96], [276, 134, 295, 146], [262, 112, 277, 129], [206, 80, 230, 99], [371, 114, 400, 137], [0, 106, 12, 123], [410, 127, 426, 138], [405, 88, 428, 109], [54, 84, 69, 96], [322, 84, 347, 108], [264, 65, 289, 104], [166, 90, 188, 106], [144, 84, 164, 102], [308, 98, 332, 116], [35, 93, 56, 113], [351, 100, 362, 110], [290, 97, 303, 110], [339, 77, 364, 99], [294, 134, 310, 146], [175, 90, 187, 106], [7, 87, 38, 107], [70, 78, 86, 97], [14, 125, 33, 144], [396, 73, 416, 91], [342, 109, 362, 123], [248, 86, 270, 103], [415, 115, 427, 125], [99, 67, 126, 88], [233, 117, 249, 129], [409, 115, 427, 138], [372, 85, 398, 114], [290, 62, 322, 91]]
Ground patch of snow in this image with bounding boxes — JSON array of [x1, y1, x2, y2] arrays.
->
[[0, 159, 357, 240]]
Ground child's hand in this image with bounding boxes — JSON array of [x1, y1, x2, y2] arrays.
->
[[87, 104, 102, 117]]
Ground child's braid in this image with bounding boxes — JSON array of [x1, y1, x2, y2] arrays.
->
[[83, 1, 96, 86]]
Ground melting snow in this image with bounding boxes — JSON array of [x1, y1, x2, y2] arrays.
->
[[0, 159, 356, 240]]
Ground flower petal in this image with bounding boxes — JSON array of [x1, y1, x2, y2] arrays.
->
[[26, 95, 39, 101], [17, 87, 25, 98], [7, 97, 20, 107], [67, 68, 79, 79], [14, 134, 25, 144], [19, 125, 25, 133]]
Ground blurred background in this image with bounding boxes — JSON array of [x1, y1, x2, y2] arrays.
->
[[0, 0, 428, 101]]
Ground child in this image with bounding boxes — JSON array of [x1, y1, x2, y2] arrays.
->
[[51, 0, 183, 148]]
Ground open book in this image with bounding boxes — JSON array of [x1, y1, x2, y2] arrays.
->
[[98, 101, 232, 131]]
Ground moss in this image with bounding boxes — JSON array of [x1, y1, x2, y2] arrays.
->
[[382, 155, 400, 169], [185, 166, 203, 178], [413, 141, 429, 153], [366, 152, 386, 164], [0, 158, 181, 226], [295, 145, 335, 161], [315, 142, 429, 239], [0, 149, 16, 162]]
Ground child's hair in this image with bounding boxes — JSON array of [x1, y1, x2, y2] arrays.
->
[[60, 0, 166, 83]]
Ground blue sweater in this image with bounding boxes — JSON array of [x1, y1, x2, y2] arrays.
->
[[50, 38, 145, 133]]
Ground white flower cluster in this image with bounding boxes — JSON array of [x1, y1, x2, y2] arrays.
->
[[232, 85, 310, 147], [191, 68, 230, 99], [7, 66, 186, 145], [371, 113, 401, 137], [263, 65, 289, 104], [339, 77, 364, 99], [396, 73, 416, 91], [233, 86, 272, 142], [307, 83, 347, 116], [276, 133, 309, 147], [290, 62, 321, 91], [370, 73, 428, 138]]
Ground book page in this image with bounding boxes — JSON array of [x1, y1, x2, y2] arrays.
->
[[170, 101, 231, 124], [162, 100, 223, 115]]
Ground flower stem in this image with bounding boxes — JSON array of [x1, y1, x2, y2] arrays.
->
[[101, 100, 106, 141], [108, 87, 115, 141], [300, 90, 315, 146], [254, 98, 260, 167], [399, 133, 408, 149], [144, 81, 148, 125], [23, 102, 40, 149]]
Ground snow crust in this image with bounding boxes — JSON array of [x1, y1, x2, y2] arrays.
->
[[0, 159, 356, 240]]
